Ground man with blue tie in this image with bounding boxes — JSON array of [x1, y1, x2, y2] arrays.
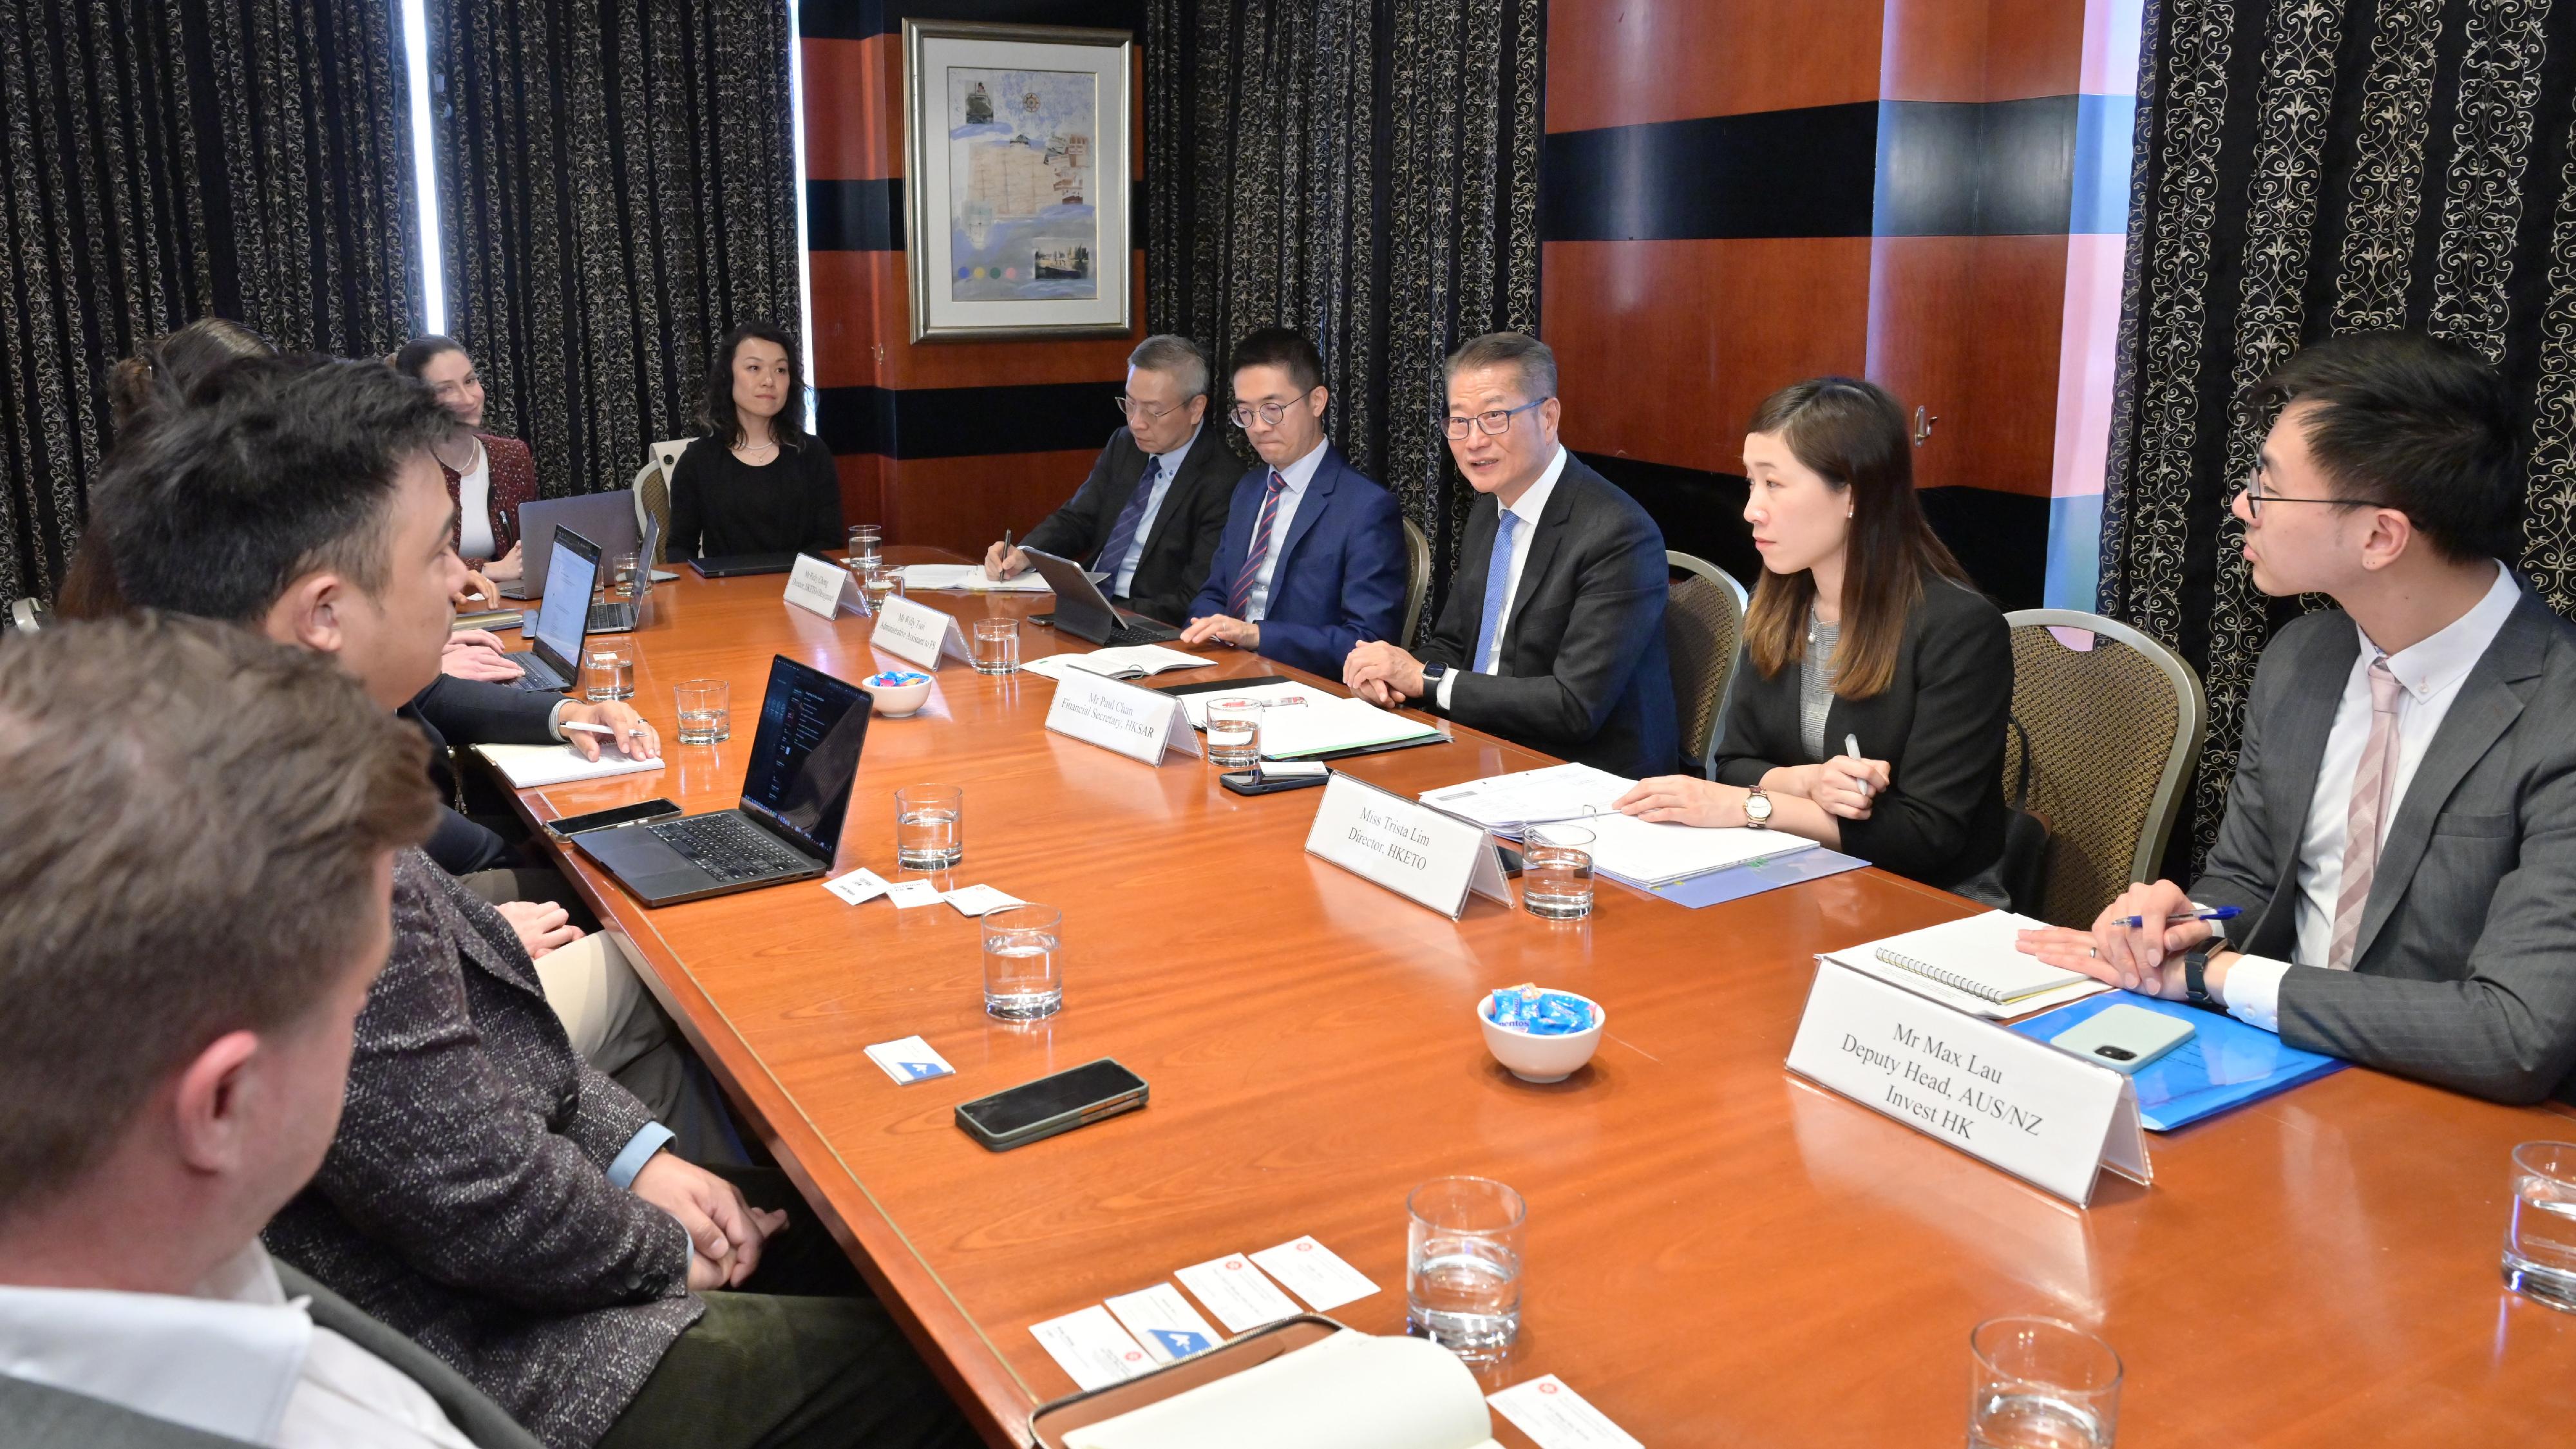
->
[[983, 335, 1237, 627], [1180, 327, 1407, 676], [1345, 332, 1677, 779]]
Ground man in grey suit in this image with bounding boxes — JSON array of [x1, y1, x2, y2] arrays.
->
[[2020, 331, 2576, 1105], [0, 614, 540, 1448]]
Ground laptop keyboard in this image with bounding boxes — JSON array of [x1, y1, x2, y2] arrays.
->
[[504, 651, 569, 691], [1105, 618, 1180, 646], [650, 815, 809, 882], [589, 600, 636, 632]]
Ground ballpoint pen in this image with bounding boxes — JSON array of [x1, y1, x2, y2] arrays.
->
[[1844, 733, 1871, 796], [2119, 905, 2242, 929]]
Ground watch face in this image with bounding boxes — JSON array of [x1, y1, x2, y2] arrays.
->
[[1745, 792, 1772, 822]]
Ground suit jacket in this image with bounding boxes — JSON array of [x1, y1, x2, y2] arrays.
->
[[2192, 589, 2576, 1105], [1714, 571, 2011, 891], [1187, 443, 1407, 677], [1419, 455, 1679, 779], [406, 676, 563, 876], [0, 1262, 543, 1448], [1025, 424, 1238, 625], [265, 851, 701, 1449], [443, 433, 542, 560]]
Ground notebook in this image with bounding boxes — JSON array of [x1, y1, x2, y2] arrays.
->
[[1022, 645, 1212, 681], [474, 743, 665, 789], [1851, 911, 2090, 1005]]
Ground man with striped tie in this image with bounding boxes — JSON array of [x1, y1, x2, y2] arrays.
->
[[1180, 328, 1406, 676], [2016, 331, 2576, 1106]]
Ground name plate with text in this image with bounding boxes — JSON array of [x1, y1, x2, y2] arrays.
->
[[871, 594, 973, 669], [1303, 772, 1511, 920], [1043, 668, 1202, 765], [1785, 960, 2150, 1206], [784, 553, 870, 619]]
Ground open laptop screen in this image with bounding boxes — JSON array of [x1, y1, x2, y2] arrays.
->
[[529, 527, 601, 667], [739, 656, 870, 857]]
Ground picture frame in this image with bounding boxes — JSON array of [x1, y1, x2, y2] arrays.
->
[[902, 19, 1135, 343]]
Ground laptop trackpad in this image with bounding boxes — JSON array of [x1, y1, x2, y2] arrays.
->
[[574, 823, 707, 896]]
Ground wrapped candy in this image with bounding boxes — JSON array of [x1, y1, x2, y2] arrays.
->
[[1489, 983, 1593, 1036]]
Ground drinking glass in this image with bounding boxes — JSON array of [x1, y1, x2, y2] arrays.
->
[[863, 565, 904, 612], [982, 905, 1063, 1020], [895, 784, 964, 869], [2505, 1141, 2576, 1312], [674, 679, 730, 744], [582, 640, 634, 702], [1405, 1176, 1524, 1361], [847, 524, 884, 574], [605, 551, 640, 601], [1521, 824, 1595, 921], [1967, 1317, 2121, 1449], [972, 618, 1020, 675], [1205, 697, 1265, 768]]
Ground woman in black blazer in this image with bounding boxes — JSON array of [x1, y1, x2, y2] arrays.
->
[[1617, 377, 2012, 900]]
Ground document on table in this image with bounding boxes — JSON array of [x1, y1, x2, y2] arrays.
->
[[474, 743, 663, 789], [1423, 762, 1818, 887], [897, 564, 1067, 593], [1174, 678, 1330, 727], [1255, 695, 1443, 758], [1023, 645, 1212, 681], [1059, 1331, 1501, 1449], [1420, 762, 1631, 830], [1819, 921, 2108, 1021]]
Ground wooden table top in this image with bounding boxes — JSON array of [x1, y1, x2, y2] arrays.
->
[[509, 551, 2575, 1447]]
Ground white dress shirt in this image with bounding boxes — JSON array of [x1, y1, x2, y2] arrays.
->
[[0, 1241, 476, 1448], [1435, 445, 1568, 711], [1242, 436, 1329, 622], [457, 440, 495, 562], [2224, 562, 2521, 1030], [1110, 425, 1201, 597]]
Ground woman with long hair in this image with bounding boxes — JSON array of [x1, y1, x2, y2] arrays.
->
[[665, 321, 844, 559], [393, 335, 538, 583], [1616, 377, 2014, 900]]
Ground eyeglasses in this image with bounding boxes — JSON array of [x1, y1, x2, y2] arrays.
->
[[2243, 469, 2367, 520], [1227, 389, 1320, 430], [1114, 395, 1186, 422], [1441, 397, 1550, 440]]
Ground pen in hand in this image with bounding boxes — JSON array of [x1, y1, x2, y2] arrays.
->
[[1843, 733, 1870, 796], [2119, 905, 2242, 929]]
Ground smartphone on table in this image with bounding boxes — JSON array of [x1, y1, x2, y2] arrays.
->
[[956, 1059, 1148, 1151], [2049, 1003, 2195, 1075], [547, 798, 683, 837]]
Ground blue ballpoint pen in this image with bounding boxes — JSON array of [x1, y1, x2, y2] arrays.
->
[[2120, 905, 2242, 929]]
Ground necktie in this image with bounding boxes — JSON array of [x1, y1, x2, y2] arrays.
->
[[1473, 509, 1523, 672], [1227, 471, 1289, 618], [2327, 658, 2405, 970], [1094, 455, 1159, 591]]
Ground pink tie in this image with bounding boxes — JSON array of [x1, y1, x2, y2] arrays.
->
[[2327, 658, 2404, 970]]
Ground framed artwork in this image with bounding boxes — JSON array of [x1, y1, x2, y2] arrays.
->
[[903, 19, 1133, 343]]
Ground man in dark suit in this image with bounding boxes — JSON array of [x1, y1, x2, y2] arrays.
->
[[982, 334, 1236, 626], [0, 615, 540, 1449], [1346, 332, 1677, 779], [2021, 332, 2576, 1106], [1180, 327, 1407, 676]]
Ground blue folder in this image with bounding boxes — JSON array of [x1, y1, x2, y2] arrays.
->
[[1641, 847, 1871, 908], [2006, 991, 2346, 1132]]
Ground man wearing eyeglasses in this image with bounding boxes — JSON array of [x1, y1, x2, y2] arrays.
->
[[982, 334, 1237, 627], [1344, 332, 1677, 779], [2013, 330, 2576, 1106], [1180, 328, 1406, 675]]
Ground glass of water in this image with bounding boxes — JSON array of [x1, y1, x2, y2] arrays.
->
[[847, 524, 883, 574], [862, 565, 904, 612], [605, 551, 640, 601], [582, 640, 634, 701], [1405, 1175, 1524, 1362], [982, 904, 1063, 1021], [1521, 824, 1595, 920], [1967, 1316, 2121, 1449], [2505, 1140, 2576, 1311], [972, 618, 1020, 674], [673, 679, 730, 744], [894, 784, 964, 870], [1205, 697, 1265, 768]]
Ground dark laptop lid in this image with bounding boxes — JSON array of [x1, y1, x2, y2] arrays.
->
[[527, 526, 602, 675], [518, 491, 639, 595], [1021, 547, 1122, 643], [737, 656, 871, 860]]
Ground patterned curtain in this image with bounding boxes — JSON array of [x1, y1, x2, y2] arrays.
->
[[1144, 0, 1545, 610], [0, 0, 419, 602], [2101, 0, 2576, 871], [427, 0, 801, 500]]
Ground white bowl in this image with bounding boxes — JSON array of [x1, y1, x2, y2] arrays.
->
[[866, 671, 934, 717], [1477, 990, 1605, 1084]]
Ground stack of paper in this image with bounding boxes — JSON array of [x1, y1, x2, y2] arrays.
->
[[1419, 763, 1817, 889], [474, 743, 664, 788], [1023, 645, 1211, 681], [896, 564, 1063, 593], [1419, 762, 1631, 830], [1174, 679, 1329, 728], [1255, 695, 1443, 759]]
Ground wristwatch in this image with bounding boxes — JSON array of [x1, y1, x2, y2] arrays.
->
[[1743, 786, 1774, 829], [1420, 660, 1448, 707], [2184, 945, 2217, 1007]]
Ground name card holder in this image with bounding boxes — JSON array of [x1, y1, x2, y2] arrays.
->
[[1302, 772, 1512, 920], [784, 553, 871, 620], [1785, 960, 2150, 1207], [871, 594, 974, 669], [1043, 668, 1202, 765]]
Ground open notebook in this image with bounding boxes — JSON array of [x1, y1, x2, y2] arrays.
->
[[1821, 911, 2106, 1019], [1023, 646, 1211, 681], [1059, 1331, 1496, 1449], [473, 743, 665, 789]]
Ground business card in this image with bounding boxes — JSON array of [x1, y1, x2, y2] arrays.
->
[[1103, 1282, 1222, 1363], [1247, 1235, 1379, 1312], [1173, 1254, 1301, 1334], [1028, 1305, 1151, 1391], [886, 878, 943, 908], [823, 867, 891, 905], [1487, 1376, 1643, 1449], [942, 884, 1027, 917], [862, 1036, 955, 1084]]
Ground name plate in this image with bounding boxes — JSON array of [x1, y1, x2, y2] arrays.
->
[[1785, 960, 2150, 1206], [871, 594, 972, 669], [1303, 772, 1511, 920], [784, 553, 869, 619], [1043, 669, 1202, 765]]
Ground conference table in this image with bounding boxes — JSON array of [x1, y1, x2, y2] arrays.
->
[[503, 550, 2575, 1446]]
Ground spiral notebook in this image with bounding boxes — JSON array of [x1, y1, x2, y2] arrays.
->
[[1860, 911, 2089, 1005]]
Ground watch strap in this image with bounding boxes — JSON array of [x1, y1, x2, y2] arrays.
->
[[2184, 947, 2215, 1007]]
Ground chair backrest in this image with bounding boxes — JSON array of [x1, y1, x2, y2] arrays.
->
[[1664, 551, 1748, 777], [634, 437, 690, 560], [1399, 516, 1433, 652], [2002, 609, 2208, 927]]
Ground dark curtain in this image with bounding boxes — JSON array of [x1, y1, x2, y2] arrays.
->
[[1144, 0, 1545, 611], [2102, 0, 2576, 871], [427, 0, 802, 502], [0, 0, 420, 602]]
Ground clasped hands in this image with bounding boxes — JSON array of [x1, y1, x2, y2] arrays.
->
[[1611, 756, 1888, 828], [630, 1151, 790, 1291], [2014, 878, 2237, 1001]]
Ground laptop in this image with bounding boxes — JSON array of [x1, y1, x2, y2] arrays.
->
[[500, 491, 639, 598], [589, 510, 660, 634], [573, 656, 872, 905], [498, 526, 603, 692], [1021, 547, 1182, 646], [688, 553, 801, 578]]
